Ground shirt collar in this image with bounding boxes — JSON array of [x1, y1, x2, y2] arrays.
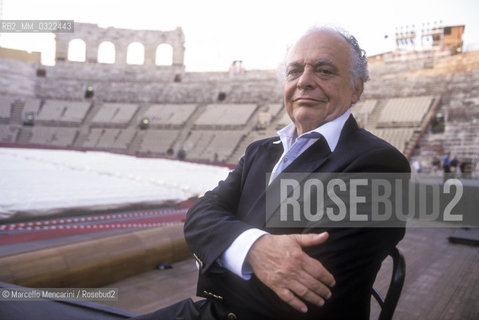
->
[[277, 109, 351, 152]]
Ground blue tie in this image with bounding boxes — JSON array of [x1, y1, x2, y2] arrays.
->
[[272, 131, 322, 180]]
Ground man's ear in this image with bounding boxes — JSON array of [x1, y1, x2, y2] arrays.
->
[[351, 81, 364, 104]]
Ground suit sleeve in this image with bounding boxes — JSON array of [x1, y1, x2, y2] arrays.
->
[[184, 145, 256, 274], [301, 146, 410, 319]]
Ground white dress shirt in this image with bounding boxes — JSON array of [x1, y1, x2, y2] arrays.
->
[[219, 110, 352, 279]]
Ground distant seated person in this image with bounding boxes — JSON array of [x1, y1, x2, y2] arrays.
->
[[449, 156, 460, 175], [432, 156, 441, 173], [443, 153, 451, 173], [133, 25, 410, 320]]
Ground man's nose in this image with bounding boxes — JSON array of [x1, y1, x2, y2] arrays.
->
[[297, 67, 315, 90]]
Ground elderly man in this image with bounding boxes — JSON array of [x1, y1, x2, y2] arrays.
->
[[136, 26, 409, 320]]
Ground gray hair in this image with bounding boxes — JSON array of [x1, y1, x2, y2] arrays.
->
[[278, 26, 369, 89]]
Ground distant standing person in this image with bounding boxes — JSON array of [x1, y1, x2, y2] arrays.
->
[[443, 152, 451, 181], [443, 153, 450, 172], [432, 156, 441, 174], [450, 156, 460, 177], [412, 159, 422, 173]]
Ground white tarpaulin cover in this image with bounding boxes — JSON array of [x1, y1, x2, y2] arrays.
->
[[0, 148, 230, 221]]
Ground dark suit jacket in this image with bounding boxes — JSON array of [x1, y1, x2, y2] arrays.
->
[[184, 115, 410, 320]]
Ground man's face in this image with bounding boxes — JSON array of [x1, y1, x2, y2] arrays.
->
[[284, 30, 363, 135]]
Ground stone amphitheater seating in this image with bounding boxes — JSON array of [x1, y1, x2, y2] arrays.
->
[[83, 128, 102, 148], [96, 129, 121, 149], [443, 122, 479, 160], [22, 98, 42, 119], [0, 96, 14, 120], [36, 100, 91, 124], [249, 130, 279, 143], [276, 111, 291, 128], [112, 129, 136, 150], [351, 99, 377, 117], [36, 100, 64, 122], [194, 104, 257, 128], [1, 50, 478, 169], [52, 128, 79, 146], [267, 103, 283, 117], [203, 130, 245, 162], [29, 126, 55, 145], [0, 125, 20, 142], [91, 103, 138, 126], [139, 130, 180, 154], [182, 130, 244, 162], [351, 99, 378, 127], [0, 92, 436, 163], [377, 96, 434, 127], [83, 128, 136, 150], [256, 103, 284, 128], [182, 130, 214, 159], [29, 127, 78, 147], [370, 128, 416, 154], [142, 104, 197, 127]]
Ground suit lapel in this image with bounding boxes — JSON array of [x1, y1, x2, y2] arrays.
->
[[262, 115, 360, 228], [284, 136, 332, 174], [240, 139, 283, 226], [253, 138, 283, 180], [242, 115, 360, 228], [242, 137, 333, 227], [263, 137, 332, 227]]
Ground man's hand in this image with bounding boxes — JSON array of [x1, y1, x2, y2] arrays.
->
[[246, 232, 335, 313]]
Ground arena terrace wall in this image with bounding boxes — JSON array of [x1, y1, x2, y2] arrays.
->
[[0, 22, 478, 172], [35, 62, 282, 104], [29, 22, 281, 104], [0, 58, 37, 97]]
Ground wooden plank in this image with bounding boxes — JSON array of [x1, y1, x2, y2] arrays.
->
[[0, 225, 189, 288]]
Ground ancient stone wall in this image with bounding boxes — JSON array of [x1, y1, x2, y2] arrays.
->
[[0, 58, 37, 97], [34, 64, 282, 104], [33, 22, 282, 104], [55, 23, 185, 66]]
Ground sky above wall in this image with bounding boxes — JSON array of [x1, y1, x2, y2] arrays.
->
[[0, 0, 478, 71]]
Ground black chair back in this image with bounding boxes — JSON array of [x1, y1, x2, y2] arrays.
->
[[372, 247, 406, 320]]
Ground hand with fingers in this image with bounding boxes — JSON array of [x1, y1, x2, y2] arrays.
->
[[246, 232, 335, 313]]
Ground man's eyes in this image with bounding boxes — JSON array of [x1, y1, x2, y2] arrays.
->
[[316, 68, 334, 75], [287, 69, 301, 75], [286, 68, 334, 78], [286, 70, 302, 79]]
